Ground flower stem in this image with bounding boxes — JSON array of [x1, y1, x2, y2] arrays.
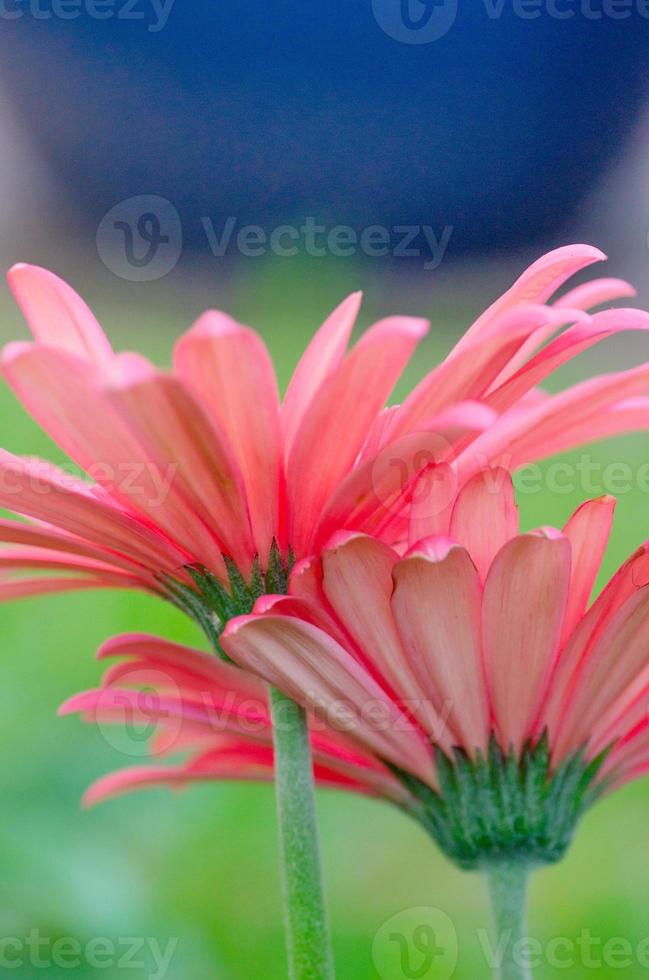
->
[[268, 685, 334, 979], [485, 862, 532, 980]]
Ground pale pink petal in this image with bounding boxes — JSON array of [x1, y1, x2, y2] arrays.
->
[[554, 277, 636, 312], [174, 313, 282, 561], [281, 292, 362, 451], [391, 538, 489, 754], [449, 468, 518, 582], [552, 587, 649, 759], [221, 613, 436, 784], [542, 544, 649, 741], [452, 245, 606, 353], [7, 264, 114, 367], [286, 315, 428, 555], [320, 532, 452, 747], [97, 632, 267, 700], [0, 451, 187, 573], [0, 518, 150, 575], [456, 362, 649, 481], [0, 576, 124, 600], [407, 463, 457, 545], [487, 308, 649, 415], [105, 368, 254, 573], [313, 410, 493, 552], [392, 306, 556, 436], [560, 496, 616, 645], [482, 530, 571, 751]]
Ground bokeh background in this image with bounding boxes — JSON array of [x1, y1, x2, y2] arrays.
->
[[1, 3, 649, 977]]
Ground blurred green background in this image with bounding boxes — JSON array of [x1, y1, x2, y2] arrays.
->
[[1, 256, 649, 979]]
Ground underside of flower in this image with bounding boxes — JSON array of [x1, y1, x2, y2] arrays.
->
[[161, 541, 293, 654], [394, 734, 607, 871]]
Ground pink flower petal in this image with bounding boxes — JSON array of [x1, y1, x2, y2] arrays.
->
[[482, 530, 571, 751], [7, 264, 114, 367], [286, 315, 428, 555], [560, 496, 615, 645], [221, 613, 436, 784], [174, 313, 282, 561], [392, 538, 489, 753], [449, 467, 519, 582], [281, 292, 362, 451]]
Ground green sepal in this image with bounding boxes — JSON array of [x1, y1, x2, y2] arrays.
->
[[393, 733, 609, 871], [159, 540, 293, 659]]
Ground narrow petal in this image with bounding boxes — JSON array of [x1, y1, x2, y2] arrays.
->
[[560, 496, 616, 645], [286, 315, 428, 555], [0, 451, 187, 572], [554, 277, 636, 312], [482, 530, 571, 751], [321, 532, 452, 746], [449, 468, 518, 581], [7, 264, 114, 367], [174, 313, 282, 561], [407, 463, 457, 545], [452, 245, 606, 353], [105, 369, 254, 573], [542, 544, 649, 741], [281, 292, 362, 451], [222, 613, 436, 784], [313, 410, 493, 552], [487, 308, 649, 415], [552, 587, 649, 758], [391, 539, 489, 753]]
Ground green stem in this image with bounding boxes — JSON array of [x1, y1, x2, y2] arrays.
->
[[484, 862, 532, 980], [268, 685, 334, 980]]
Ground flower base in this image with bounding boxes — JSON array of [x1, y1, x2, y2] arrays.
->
[[395, 734, 607, 871]]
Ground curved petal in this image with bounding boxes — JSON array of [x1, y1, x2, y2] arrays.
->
[[286, 315, 428, 555], [392, 538, 488, 753], [174, 313, 281, 561], [482, 530, 571, 751], [560, 496, 615, 644], [321, 532, 449, 743], [449, 468, 518, 582], [452, 245, 606, 353], [7, 264, 114, 367], [282, 291, 362, 451], [221, 613, 436, 784]]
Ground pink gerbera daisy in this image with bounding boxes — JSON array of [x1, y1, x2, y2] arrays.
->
[[2, 245, 649, 643]]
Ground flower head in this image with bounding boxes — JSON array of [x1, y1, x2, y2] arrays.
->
[[3, 246, 649, 646], [215, 473, 649, 868]]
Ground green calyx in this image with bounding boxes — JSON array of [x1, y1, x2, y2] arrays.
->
[[161, 540, 293, 656], [395, 733, 608, 871]]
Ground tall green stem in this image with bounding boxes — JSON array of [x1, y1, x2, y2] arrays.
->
[[485, 862, 532, 980], [268, 685, 334, 979]]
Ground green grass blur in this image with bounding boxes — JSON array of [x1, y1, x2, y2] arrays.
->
[[1, 257, 649, 979]]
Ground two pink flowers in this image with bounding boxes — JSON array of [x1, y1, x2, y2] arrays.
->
[[5, 244, 649, 975]]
